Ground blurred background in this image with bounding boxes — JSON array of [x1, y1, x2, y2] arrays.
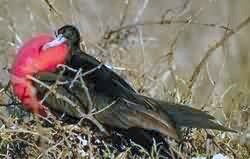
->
[[0, 0, 249, 157]]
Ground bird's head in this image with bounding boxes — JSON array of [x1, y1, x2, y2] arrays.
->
[[42, 25, 80, 51], [57, 25, 80, 46]]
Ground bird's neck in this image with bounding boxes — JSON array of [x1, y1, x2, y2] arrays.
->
[[70, 45, 81, 54]]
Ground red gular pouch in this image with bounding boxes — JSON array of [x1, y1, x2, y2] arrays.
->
[[10, 34, 70, 117]]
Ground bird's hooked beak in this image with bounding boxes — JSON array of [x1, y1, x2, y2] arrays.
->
[[42, 34, 67, 51]]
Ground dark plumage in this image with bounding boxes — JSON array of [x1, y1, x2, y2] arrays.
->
[[34, 25, 236, 141]]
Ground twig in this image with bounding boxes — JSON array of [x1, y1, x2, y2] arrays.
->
[[0, 81, 10, 95], [130, 140, 150, 156], [57, 63, 103, 78], [188, 16, 250, 93], [65, 66, 94, 112], [36, 134, 70, 159], [87, 129, 94, 159], [0, 88, 4, 94], [43, 0, 62, 17], [58, 63, 103, 113], [120, 0, 130, 26], [217, 141, 237, 157], [78, 98, 117, 134], [133, 0, 149, 23], [79, 78, 94, 113], [26, 75, 78, 107], [69, 68, 83, 88], [0, 114, 10, 126], [91, 100, 117, 116], [77, 99, 117, 134], [14, 138, 40, 153], [27, 65, 109, 134], [104, 19, 233, 40], [57, 64, 78, 72], [0, 102, 22, 107], [1, 128, 53, 143], [161, 0, 191, 19], [77, 115, 108, 135], [205, 130, 236, 157], [169, 144, 186, 159], [80, 64, 103, 77]]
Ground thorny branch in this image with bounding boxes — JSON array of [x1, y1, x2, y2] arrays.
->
[[0, 82, 22, 109], [27, 75, 78, 108], [27, 64, 116, 135], [119, 0, 130, 26], [104, 18, 233, 40], [58, 63, 103, 113], [187, 16, 250, 98], [43, 0, 61, 16]]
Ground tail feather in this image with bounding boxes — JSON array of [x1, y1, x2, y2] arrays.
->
[[159, 101, 236, 132], [137, 95, 236, 133]]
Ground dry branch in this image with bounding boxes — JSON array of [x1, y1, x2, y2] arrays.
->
[[27, 64, 116, 135], [188, 17, 250, 95], [104, 19, 233, 40]]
